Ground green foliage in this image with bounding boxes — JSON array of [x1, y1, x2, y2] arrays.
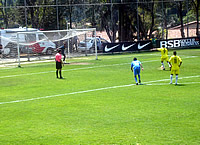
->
[[0, 1, 198, 38], [183, 10, 198, 23]]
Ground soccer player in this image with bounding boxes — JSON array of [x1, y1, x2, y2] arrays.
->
[[55, 49, 64, 79], [131, 57, 143, 85], [169, 51, 182, 85], [157, 47, 171, 70], [58, 42, 67, 63]]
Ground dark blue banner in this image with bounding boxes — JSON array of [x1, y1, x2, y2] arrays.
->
[[157, 37, 200, 48], [103, 41, 152, 53]]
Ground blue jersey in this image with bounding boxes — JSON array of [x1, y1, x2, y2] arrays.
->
[[131, 60, 141, 69], [131, 60, 141, 75]]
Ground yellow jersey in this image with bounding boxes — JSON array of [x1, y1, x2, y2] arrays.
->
[[157, 47, 168, 58], [169, 55, 182, 69]]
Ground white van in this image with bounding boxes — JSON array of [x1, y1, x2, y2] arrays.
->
[[0, 27, 56, 56]]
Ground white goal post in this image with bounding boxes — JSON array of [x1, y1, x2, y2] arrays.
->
[[1, 28, 97, 67]]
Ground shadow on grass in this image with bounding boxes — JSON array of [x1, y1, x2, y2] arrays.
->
[[175, 84, 186, 86], [139, 83, 147, 85], [139, 83, 186, 86], [57, 77, 66, 80]]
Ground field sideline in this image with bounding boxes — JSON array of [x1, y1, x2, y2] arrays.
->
[[0, 49, 200, 144]]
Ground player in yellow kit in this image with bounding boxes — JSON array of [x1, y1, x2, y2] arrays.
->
[[169, 51, 182, 85], [157, 47, 171, 70]]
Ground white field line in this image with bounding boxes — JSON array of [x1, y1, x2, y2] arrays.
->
[[0, 60, 157, 79], [0, 53, 157, 69], [143, 75, 200, 84], [146, 82, 200, 86], [0, 54, 198, 70], [0, 75, 199, 105], [1, 54, 197, 68], [184, 56, 198, 59], [0, 55, 198, 79]]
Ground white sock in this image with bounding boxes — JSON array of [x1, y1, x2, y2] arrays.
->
[[168, 62, 171, 67], [170, 75, 173, 83], [175, 75, 178, 84], [161, 62, 165, 68]]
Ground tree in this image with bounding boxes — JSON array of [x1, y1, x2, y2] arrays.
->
[[0, 0, 8, 28], [149, 0, 155, 39], [88, 0, 119, 42], [99, 4, 119, 42], [137, 0, 156, 40], [191, 0, 200, 36], [0, 0, 199, 39], [177, 1, 185, 38]]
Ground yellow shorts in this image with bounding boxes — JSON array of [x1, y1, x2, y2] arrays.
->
[[171, 68, 180, 75], [161, 57, 169, 62]]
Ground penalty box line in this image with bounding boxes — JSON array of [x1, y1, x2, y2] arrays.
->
[[0, 55, 197, 79], [0, 60, 158, 79], [0, 75, 199, 105]]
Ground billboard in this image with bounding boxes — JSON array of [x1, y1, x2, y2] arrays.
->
[[102, 37, 200, 53], [103, 41, 152, 53], [158, 37, 200, 48]]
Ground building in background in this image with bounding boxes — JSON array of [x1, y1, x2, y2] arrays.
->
[[168, 21, 200, 39]]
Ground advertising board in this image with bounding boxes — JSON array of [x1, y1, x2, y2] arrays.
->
[[103, 41, 152, 53]]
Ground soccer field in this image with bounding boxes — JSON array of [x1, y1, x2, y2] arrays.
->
[[0, 49, 200, 144]]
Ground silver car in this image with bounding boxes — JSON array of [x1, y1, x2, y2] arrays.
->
[[78, 37, 109, 53]]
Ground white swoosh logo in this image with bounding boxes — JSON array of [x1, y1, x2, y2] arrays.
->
[[138, 42, 151, 50], [122, 43, 136, 51], [105, 44, 120, 52]]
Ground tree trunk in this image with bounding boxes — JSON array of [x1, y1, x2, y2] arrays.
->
[[195, 0, 199, 36], [178, 2, 185, 38], [197, 7, 199, 36], [30, 8, 36, 28], [149, 1, 155, 39], [139, 14, 147, 40], [118, 5, 125, 42], [41, 0, 47, 29]]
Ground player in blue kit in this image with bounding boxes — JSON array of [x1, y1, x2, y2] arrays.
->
[[131, 57, 144, 85]]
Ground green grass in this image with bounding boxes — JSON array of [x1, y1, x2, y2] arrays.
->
[[0, 49, 200, 144]]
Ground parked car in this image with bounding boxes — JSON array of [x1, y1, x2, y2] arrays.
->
[[78, 37, 109, 53]]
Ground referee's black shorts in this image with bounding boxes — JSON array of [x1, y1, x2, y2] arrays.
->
[[56, 61, 62, 69]]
